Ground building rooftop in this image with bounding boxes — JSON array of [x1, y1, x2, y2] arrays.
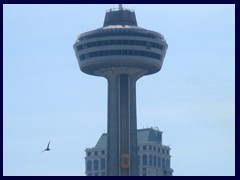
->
[[95, 128, 163, 148]]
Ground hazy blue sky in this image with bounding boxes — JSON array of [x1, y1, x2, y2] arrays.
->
[[3, 4, 235, 176]]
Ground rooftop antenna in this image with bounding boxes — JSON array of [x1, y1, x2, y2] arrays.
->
[[119, 4, 123, 10]]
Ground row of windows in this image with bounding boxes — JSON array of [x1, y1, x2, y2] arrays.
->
[[140, 146, 169, 155], [77, 39, 164, 51], [87, 172, 105, 176], [86, 155, 169, 172], [80, 50, 162, 61], [86, 158, 105, 171], [139, 155, 170, 169], [87, 150, 105, 156], [79, 29, 161, 41]]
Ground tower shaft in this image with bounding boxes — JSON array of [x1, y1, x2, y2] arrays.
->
[[98, 68, 146, 176]]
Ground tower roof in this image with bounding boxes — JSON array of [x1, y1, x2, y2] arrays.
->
[[103, 5, 138, 27], [95, 128, 163, 148]]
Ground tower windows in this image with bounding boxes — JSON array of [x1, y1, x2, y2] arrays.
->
[[79, 50, 162, 61], [76, 39, 164, 51]]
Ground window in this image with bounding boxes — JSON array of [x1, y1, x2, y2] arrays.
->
[[87, 173, 92, 176], [116, 40, 121, 45], [143, 146, 147, 150], [166, 150, 169, 155], [101, 150, 105, 155], [154, 156, 157, 166], [142, 155, 148, 165], [153, 147, 156, 151], [166, 159, 170, 168], [149, 146, 152, 150], [123, 40, 128, 45], [129, 40, 134, 45], [142, 167, 146, 171], [158, 157, 161, 168], [101, 172, 105, 176], [100, 158, 105, 170], [94, 151, 98, 156], [116, 50, 121, 55], [138, 155, 140, 165], [87, 152, 91, 156], [94, 173, 99, 176], [162, 149, 165, 154], [142, 173, 147, 176], [162, 158, 165, 168], [149, 155, 152, 166], [94, 160, 99, 170], [86, 160, 92, 171], [158, 148, 160, 152]]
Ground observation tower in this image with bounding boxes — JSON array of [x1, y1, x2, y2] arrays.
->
[[73, 4, 168, 176]]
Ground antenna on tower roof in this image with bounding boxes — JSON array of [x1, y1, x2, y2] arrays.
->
[[119, 4, 123, 10]]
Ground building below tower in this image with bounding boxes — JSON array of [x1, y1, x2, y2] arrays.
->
[[84, 127, 174, 176]]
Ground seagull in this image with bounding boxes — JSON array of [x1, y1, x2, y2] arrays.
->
[[41, 141, 51, 153]]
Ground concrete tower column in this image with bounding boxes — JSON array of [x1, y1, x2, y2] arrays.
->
[[99, 68, 146, 176]]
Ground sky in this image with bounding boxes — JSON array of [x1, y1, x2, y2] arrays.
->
[[3, 4, 235, 176]]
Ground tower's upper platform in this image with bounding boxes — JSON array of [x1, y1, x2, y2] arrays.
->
[[73, 5, 168, 77]]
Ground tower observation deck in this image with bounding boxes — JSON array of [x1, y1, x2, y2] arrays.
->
[[73, 5, 168, 176]]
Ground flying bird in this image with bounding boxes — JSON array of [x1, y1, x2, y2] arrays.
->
[[41, 141, 51, 153]]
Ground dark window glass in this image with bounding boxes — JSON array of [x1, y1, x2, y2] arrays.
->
[[123, 40, 128, 45], [162, 158, 165, 168], [142, 167, 146, 171], [143, 146, 147, 150], [110, 50, 115, 55], [116, 50, 121, 55], [143, 154, 148, 165], [101, 150, 105, 155], [149, 155, 152, 165], [87, 160, 92, 171], [129, 40, 134, 45], [116, 40, 121, 45], [101, 172, 105, 176], [87, 152, 91, 156], [167, 159, 170, 168], [94, 151, 98, 155], [94, 160, 99, 170], [138, 155, 140, 165], [122, 50, 127, 55], [109, 40, 115, 45], [153, 147, 156, 151], [149, 146, 152, 150], [154, 156, 157, 166], [158, 157, 161, 167], [100, 158, 105, 170]]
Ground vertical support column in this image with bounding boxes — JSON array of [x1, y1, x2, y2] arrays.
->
[[129, 77, 138, 176], [119, 74, 130, 176], [106, 75, 119, 176]]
